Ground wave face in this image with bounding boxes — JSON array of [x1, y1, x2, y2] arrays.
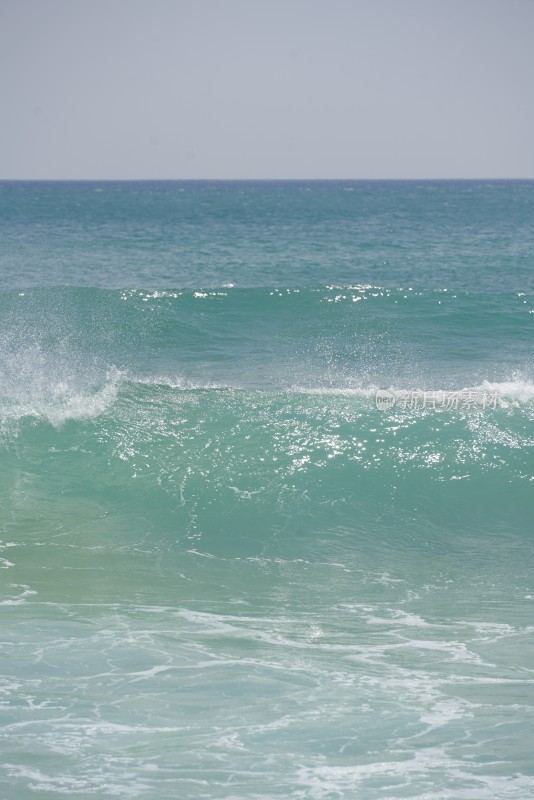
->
[[1, 182, 534, 799]]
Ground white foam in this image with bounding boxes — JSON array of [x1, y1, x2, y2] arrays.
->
[[128, 373, 230, 390], [290, 385, 380, 397], [366, 610, 431, 627], [295, 750, 534, 799], [0, 584, 37, 606], [0, 369, 121, 428], [0, 381, 118, 428], [290, 379, 534, 406], [474, 378, 534, 404]]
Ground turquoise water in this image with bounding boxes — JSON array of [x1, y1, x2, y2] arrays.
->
[[1, 181, 533, 799]]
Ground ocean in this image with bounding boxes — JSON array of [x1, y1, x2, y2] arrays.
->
[[0, 180, 533, 799]]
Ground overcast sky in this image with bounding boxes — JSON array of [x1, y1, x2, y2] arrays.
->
[[1, 0, 533, 179]]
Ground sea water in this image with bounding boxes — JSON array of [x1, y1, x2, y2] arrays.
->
[[0, 181, 533, 799]]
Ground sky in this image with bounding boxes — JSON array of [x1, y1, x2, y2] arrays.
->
[[1, 0, 533, 179]]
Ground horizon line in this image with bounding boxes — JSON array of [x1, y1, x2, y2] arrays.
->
[[1, 177, 534, 183]]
